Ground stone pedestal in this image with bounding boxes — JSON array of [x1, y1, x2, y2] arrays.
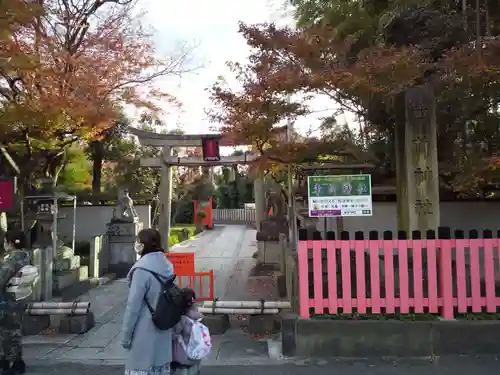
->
[[58, 311, 95, 334], [106, 221, 143, 277], [248, 314, 279, 335], [395, 86, 440, 233], [202, 314, 230, 335]]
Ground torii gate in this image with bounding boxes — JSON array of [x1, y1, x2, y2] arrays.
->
[[128, 127, 267, 251]]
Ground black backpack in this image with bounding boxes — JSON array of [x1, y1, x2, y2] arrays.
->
[[135, 267, 183, 330]]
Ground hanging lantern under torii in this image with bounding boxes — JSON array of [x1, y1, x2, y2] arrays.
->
[[201, 136, 221, 162]]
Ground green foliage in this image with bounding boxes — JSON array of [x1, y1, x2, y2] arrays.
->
[[169, 225, 196, 247], [58, 145, 91, 193], [101, 137, 160, 196]]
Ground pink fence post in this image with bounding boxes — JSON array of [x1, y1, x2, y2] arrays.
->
[[298, 241, 310, 318], [412, 240, 424, 313], [383, 240, 395, 313], [426, 239, 439, 313], [369, 240, 381, 314], [355, 240, 367, 314], [438, 239, 454, 320], [313, 240, 325, 314], [397, 240, 410, 314], [469, 239, 482, 312], [341, 240, 352, 313], [326, 240, 338, 314], [454, 240, 468, 313], [483, 238, 496, 313]]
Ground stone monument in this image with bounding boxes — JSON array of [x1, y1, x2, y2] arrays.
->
[[106, 188, 143, 277], [30, 182, 83, 299], [395, 86, 440, 233]]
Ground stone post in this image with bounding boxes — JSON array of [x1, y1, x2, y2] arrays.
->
[[254, 172, 266, 231], [0, 212, 6, 241], [159, 146, 173, 251], [395, 85, 440, 233], [89, 235, 102, 279]]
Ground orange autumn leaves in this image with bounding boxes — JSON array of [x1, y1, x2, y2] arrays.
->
[[1, 0, 179, 147]]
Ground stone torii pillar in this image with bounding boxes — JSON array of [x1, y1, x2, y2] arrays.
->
[[159, 146, 173, 251]]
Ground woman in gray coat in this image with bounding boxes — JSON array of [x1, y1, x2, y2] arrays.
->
[[121, 229, 174, 375]]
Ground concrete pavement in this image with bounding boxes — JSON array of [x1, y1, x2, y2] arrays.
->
[[171, 225, 257, 299], [23, 225, 267, 366], [25, 357, 500, 375]]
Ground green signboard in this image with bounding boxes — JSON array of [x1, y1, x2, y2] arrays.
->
[[307, 174, 372, 217]]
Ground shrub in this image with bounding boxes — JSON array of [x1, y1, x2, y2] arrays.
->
[[169, 226, 197, 247]]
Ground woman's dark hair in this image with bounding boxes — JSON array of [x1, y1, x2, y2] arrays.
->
[[4, 229, 26, 250], [180, 288, 196, 315], [137, 228, 163, 255]]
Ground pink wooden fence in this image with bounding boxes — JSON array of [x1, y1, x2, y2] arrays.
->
[[298, 238, 500, 319]]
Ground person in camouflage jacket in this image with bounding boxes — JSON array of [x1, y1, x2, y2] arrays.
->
[[0, 230, 30, 375]]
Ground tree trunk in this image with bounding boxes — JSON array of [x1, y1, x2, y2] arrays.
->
[[195, 217, 203, 233], [91, 141, 104, 202]]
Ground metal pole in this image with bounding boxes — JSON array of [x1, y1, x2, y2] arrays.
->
[[20, 199, 24, 232], [203, 300, 290, 309], [198, 307, 279, 315], [44, 198, 57, 300], [27, 301, 90, 309], [72, 197, 76, 253], [52, 198, 58, 258], [287, 116, 296, 247]]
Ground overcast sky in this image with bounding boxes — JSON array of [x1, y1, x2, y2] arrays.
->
[[128, 0, 344, 139]]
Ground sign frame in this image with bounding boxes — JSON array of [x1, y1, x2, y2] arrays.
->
[[307, 174, 372, 218]]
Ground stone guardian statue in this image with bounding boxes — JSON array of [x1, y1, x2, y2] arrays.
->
[[112, 188, 139, 223]]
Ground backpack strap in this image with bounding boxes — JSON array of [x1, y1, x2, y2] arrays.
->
[[132, 267, 177, 315]]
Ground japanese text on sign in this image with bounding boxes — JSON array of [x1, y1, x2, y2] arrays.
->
[[307, 174, 372, 217], [165, 252, 195, 275]]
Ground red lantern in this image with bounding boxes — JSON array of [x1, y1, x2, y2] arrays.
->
[[0, 178, 14, 211], [202, 137, 221, 162]]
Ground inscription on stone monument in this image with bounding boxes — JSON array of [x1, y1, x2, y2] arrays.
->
[[396, 86, 440, 232]]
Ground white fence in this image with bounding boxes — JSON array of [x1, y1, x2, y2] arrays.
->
[[213, 208, 256, 224]]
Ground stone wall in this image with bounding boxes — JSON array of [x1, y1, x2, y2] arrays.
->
[[57, 204, 151, 244]]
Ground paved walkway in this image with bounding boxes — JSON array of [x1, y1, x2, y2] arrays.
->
[[26, 356, 500, 374], [24, 225, 267, 366], [172, 225, 257, 299]]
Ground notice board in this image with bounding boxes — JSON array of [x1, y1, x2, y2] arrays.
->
[[165, 252, 195, 275]]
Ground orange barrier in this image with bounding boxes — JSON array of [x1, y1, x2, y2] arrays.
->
[[165, 252, 195, 275], [176, 270, 214, 302]]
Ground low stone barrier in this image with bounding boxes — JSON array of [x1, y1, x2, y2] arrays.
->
[[281, 315, 500, 357]]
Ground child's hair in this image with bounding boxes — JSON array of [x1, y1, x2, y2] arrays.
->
[[180, 288, 196, 315], [4, 229, 26, 250]]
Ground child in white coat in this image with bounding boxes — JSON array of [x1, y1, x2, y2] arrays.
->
[[171, 288, 203, 375]]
